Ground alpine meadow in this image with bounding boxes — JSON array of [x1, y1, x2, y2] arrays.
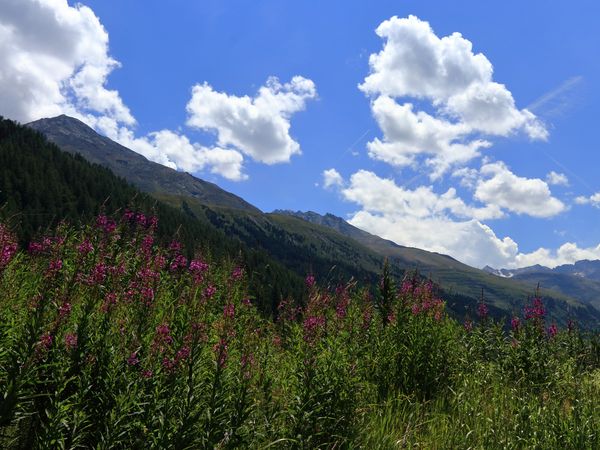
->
[[1, 1, 600, 448]]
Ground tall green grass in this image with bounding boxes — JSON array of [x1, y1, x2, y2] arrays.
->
[[0, 213, 598, 448]]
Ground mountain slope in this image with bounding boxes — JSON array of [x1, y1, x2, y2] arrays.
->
[[25, 115, 600, 327], [275, 211, 600, 324], [27, 115, 259, 213], [484, 260, 600, 311], [0, 117, 306, 314]]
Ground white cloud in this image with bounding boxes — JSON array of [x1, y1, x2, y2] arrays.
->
[[546, 171, 569, 186], [359, 15, 547, 176], [341, 170, 502, 221], [575, 192, 600, 207], [335, 169, 579, 269], [514, 243, 600, 269], [322, 168, 344, 189], [0, 1, 317, 182], [367, 96, 490, 178], [349, 210, 519, 269], [186, 76, 317, 164], [474, 162, 566, 218], [0, 0, 133, 125]]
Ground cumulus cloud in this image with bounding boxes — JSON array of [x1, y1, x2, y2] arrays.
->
[[359, 15, 547, 176], [349, 210, 518, 269], [341, 170, 502, 221], [575, 192, 600, 207], [546, 171, 569, 186], [116, 129, 247, 181], [0, 0, 133, 125], [334, 169, 578, 269], [322, 168, 344, 189], [514, 243, 600, 269], [0, 1, 315, 181], [336, 170, 515, 267], [474, 162, 566, 218], [367, 96, 490, 178], [186, 76, 317, 164]]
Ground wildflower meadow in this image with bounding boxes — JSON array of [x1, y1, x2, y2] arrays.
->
[[0, 212, 599, 448]]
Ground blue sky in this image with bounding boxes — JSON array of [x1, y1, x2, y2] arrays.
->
[[2, 0, 600, 269]]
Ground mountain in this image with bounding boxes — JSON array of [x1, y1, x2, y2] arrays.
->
[[0, 116, 307, 314], [24, 115, 600, 326], [274, 211, 600, 325], [27, 115, 259, 213], [485, 260, 600, 311]]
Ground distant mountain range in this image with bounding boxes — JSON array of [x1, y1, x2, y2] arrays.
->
[[21, 115, 600, 326], [484, 261, 600, 311]]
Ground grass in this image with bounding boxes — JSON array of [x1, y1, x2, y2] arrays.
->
[[0, 213, 599, 449]]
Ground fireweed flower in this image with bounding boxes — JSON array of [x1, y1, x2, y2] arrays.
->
[[64, 333, 78, 351], [135, 213, 147, 227], [303, 315, 325, 344], [127, 352, 140, 366], [152, 323, 173, 354], [190, 259, 209, 284], [204, 285, 217, 300], [101, 292, 118, 313], [28, 241, 44, 255], [141, 235, 154, 253], [547, 323, 558, 338], [38, 332, 53, 351], [97, 215, 117, 234], [169, 240, 182, 253], [223, 303, 235, 320], [46, 259, 63, 277], [175, 346, 191, 365], [170, 254, 188, 272], [411, 304, 421, 315], [77, 239, 94, 256], [148, 216, 159, 230], [87, 263, 107, 285], [122, 209, 135, 223], [477, 302, 489, 319], [154, 255, 167, 270], [231, 267, 244, 280], [524, 297, 546, 321], [59, 302, 72, 319], [305, 274, 315, 288], [511, 316, 521, 332]]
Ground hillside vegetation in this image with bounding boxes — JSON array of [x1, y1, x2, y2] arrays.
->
[[0, 117, 307, 314], [25, 115, 600, 327], [0, 213, 599, 448]]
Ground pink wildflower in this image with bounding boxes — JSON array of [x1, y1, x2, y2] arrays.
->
[[477, 302, 489, 319], [511, 316, 521, 332], [58, 302, 72, 319], [223, 303, 235, 320], [77, 239, 94, 256], [170, 254, 188, 272], [64, 333, 78, 351], [232, 266, 244, 280]]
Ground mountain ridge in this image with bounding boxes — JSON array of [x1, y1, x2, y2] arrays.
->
[[23, 115, 600, 326], [27, 115, 260, 213]]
